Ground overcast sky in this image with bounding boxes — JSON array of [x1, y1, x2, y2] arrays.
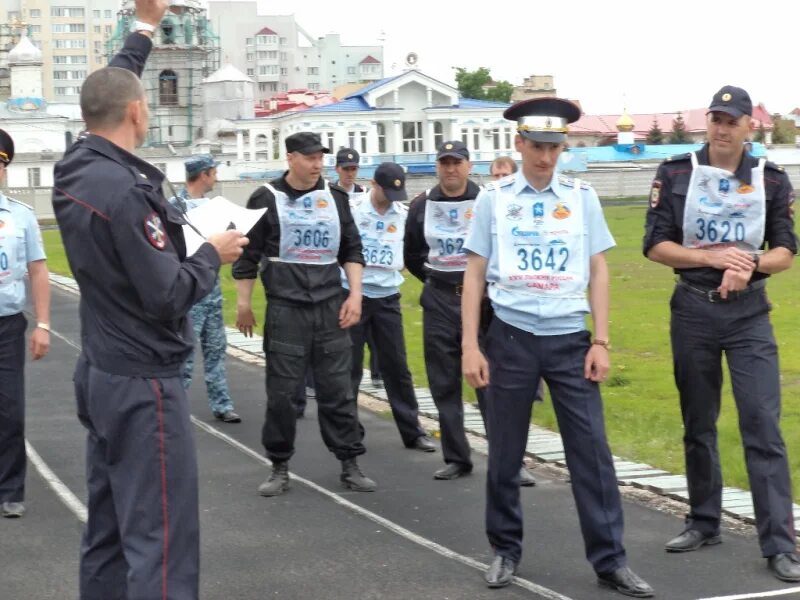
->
[[206, 0, 799, 115]]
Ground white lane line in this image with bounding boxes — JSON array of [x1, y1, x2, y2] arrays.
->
[[190, 416, 572, 600], [25, 440, 88, 523], [697, 587, 800, 600], [48, 326, 81, 352]]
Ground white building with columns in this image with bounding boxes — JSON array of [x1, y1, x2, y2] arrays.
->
[[228, 70, 515, 172]]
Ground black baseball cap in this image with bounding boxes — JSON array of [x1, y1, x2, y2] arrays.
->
[[336, 147, 360, 167], [503, 97, 582, 143], [373, 162, 407, 202], [285, 131, 330, 155], [436, 140, 470, 161], [0, 128, 14, 165], [708, 85, 752, 119]]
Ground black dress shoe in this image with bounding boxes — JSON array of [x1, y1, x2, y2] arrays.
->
[[485, 555, 517, 588], [213, 410, 242, 423], [519, 467, 537, 487], [664, 529, 721, 552], [768, 553, 800, 582], [408, 435, 436, 452], [433, 463, 472, 480], [597, 566, 654, 598]]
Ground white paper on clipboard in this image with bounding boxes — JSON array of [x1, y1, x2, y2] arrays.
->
[[182, 196, 266, 256]]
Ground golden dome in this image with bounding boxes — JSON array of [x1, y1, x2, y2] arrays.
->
[[616, 110, 635, 132]]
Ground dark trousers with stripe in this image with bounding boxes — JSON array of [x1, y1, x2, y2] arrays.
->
[[349, 294, 425, 446], [0, 312, 26, 504], [74, 355, 199, 600], [263, 296, 365, 463], [420, 283, 483, 468], [484, 319, 626, 572], [670, 285, 796, 556]]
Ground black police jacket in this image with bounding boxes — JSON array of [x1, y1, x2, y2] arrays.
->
[[231, 173, 364, 304], [644, 144, 797, 288], [404, 180, 482, 285], [52, 32, 220, 377]]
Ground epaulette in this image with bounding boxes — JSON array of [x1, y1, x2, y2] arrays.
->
[[558, 175, 592, 190], [765, 160, 786, 173], [8, 197, 34, 211], [663, 152, 692, 163]]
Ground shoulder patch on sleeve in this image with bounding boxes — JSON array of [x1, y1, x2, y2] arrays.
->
[[144, 212, 167, 250], [649, 179, 663, 208], [664, 152, 691, 163], [7, 197, 34, 211], [765, 160, 786, 173]]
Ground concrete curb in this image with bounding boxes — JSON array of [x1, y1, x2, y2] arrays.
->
[[48, 273, 800, 533]]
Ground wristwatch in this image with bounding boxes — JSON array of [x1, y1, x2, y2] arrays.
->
[[750, 252, 761, 272], [592, 338, 611, 350], [132, 20, 156, 34], [36, 322, 51, 332]]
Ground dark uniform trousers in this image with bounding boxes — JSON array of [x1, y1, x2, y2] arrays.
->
[[0, 313, 26, 504], [420, 282, 484, 468], [74, 355, 199, 600], [485, 318, 626, 572], [670, 284, 796, 556], [263, 294, 365, 463], [349, 294, 425, 446]]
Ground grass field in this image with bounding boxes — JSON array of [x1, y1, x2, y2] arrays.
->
[[42, 205, 800, 496]]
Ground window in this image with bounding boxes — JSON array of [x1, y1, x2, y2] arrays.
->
[[347, 66, 356, 75], [8, 11, 20, 21], [55, 86, 81, 95], [267, 51, 278, 59], [246, 68, 255, 77], [258, 83, 268, 91], [279, 37, 287, 45], [280, 67, 287, 76], [433, 122, 444, 150], [246, 53, 254, 62], [377, 123, 386, 153], [94, 25, 101, 33], [158, 69, 178, 106], [52, 23, 86, 33], [504, 128, 512, 149], [105, 25, 111, 35], [104, 10, 112, 18], [492, 128, 501, 150], [246, 38, 253, 46], [53, 70, 86, 80], [30, 9, 41, 18], [473, 128, 480, 150], [348, 131, 356, 149], [326, 132, 335, 150], [54, 39, 86, 48], [94, 41, 102, 52], [256, 34, 277, 45], [307, 67, 319, 76], [461, 128, 469, 146], [309, 83, 319, 91], [402, 121, 423, 153], [54, 55, 87, 64], [28, 168, 41, 188], [51, 7, 85, 17], [258, 65, 278, 75], [266, 82, 277, 92], [29, 25, 41, 33], [280, 52, 287, 61], [167, 126, 173, 137], [359, 131, 367, 154], [280, 83, 288, 91], [92, 10, 101, 18]]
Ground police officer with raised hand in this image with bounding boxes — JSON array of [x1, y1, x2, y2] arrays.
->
[[461, 97, 653, 596], [0, 128, 50, 520], [404, 140, 482, 480], [646, 85, 799, 582], [172, 154, 241, 424], [52, 1, 248, 597], [345, 162, 435, 452], [234, 131, 376, 497]]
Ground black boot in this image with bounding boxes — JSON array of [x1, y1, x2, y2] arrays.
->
[[258, 461, 290, 497], [340, 458, 377, 492]]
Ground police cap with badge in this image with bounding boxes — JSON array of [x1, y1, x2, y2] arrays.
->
[[336, 148, 360, 167], [707, 85, 752, 118], [373, 162, 407, 202], [0, 128, 14, 166], [503, 97, 582, 143], [184, 153, 219, 177], [437, 140, 470, 161]]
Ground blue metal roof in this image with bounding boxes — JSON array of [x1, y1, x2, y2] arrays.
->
[[454, 98, 510, 109], [344, 74, 406, 99], [303, 97, 372, 114]]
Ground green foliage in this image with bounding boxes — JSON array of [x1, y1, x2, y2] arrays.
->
[[645, 117, 664, 145], [454, 67, 513, 103], [770, 114, 797, 144], [753, 123, 767, 143], [668, 112, 690, 144]]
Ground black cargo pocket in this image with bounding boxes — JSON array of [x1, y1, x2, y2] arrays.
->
[[267, 339, 306, 378], [322, 334, 352, 354]]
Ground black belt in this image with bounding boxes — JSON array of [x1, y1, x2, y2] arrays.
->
[[427, 277, 464, 296], [677, 278, 766, 303]]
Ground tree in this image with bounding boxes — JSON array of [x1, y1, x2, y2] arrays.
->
[[645, 117, 664, 145], [753, 123, 766, 143], [454, 67, 514, 103], [770, 114, 797, 144], [668, 112, 690, 144]]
